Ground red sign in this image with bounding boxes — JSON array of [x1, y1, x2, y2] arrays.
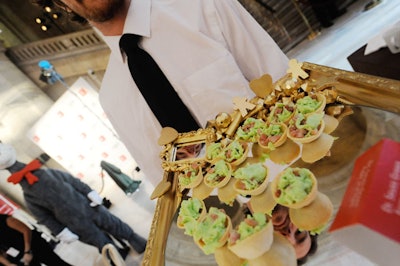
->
[[0, 194, 20, 215], [329, 138, 400, 265]]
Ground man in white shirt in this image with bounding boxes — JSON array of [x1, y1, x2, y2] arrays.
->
[[47, 0, 289, 187]]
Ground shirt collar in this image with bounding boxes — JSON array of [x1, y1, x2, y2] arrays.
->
[[99, 0, 151, 62]]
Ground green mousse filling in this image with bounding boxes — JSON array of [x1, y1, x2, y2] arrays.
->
[[234, 163, 268, 190], [219, 140, 246, 163], [275, 167, 314, 205], [236, 117, 267, 142], [258, 123, 283, 150], [178, 164, 200, 186], [178, 198, 204, 236], [205, 160, 231, 186], [270, 102, 295, 122], [193, 207, 228, 255], [290, 112, 323, 138], [236, 213, 267, 241], [206, 142, 223, 161], [296, 95, 322, 114]]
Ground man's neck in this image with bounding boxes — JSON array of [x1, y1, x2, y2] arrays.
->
[[91, 0, 131, 36]]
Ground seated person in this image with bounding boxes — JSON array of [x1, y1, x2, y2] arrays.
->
[[0, 213, 71, 266]]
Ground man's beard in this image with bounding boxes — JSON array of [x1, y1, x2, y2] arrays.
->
[[85, 0, 126, 23]]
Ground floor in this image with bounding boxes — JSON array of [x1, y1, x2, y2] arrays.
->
[[287, 0, 400, 71], [52, 0, 400, 265]]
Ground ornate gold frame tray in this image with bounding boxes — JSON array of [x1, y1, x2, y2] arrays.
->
[[142, 61, 400, 266]]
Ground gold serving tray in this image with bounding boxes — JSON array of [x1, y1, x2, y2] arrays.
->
[[142, 62, 400, 266]]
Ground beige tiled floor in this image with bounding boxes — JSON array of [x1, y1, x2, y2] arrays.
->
[[52, 0, 400, 265]]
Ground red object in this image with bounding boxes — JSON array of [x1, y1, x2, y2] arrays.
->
[[0, 194, 19, 215], [329, 138, 400, 265], [7, 159, 42, 185]]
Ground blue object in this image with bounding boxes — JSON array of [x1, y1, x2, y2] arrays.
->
[[38, 60, 52, 70]]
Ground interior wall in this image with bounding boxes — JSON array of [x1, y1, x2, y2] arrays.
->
[[0, 44, 55, 207]]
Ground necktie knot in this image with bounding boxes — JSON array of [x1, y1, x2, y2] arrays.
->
[[119, 34, 141, 56], [118, 33, 200, 132]]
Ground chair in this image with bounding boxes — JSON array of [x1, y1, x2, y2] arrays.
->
[[101, 243, 126, 266]]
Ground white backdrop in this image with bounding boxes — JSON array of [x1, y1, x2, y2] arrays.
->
[[27, 77, 138, 191]]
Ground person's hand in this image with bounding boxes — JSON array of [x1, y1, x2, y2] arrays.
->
[[87, 190, 104, 207], [22, 252, 33, 266], [56, 228, 79, 244]]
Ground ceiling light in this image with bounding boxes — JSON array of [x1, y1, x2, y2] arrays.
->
[[52, 12, 61, 20], [41, 25, 49, 31], [44, 6, 52, 13]]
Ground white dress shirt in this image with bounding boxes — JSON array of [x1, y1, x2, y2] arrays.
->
[[98, 0, 289, 186]]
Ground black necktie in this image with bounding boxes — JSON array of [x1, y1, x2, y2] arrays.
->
[[119, 34, 200, 133]]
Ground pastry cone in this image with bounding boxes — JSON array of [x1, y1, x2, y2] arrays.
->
[[231, 143, 249, 167], [204, 160, 232, 188], [269, 139, 301, 164], [289, 192, 333, 234], [251, 143, 267, 159], [271, 167, 317, 209], [268, 100, 296, 125], [314, 93, 327, 113], [234, 175, 269, 196], [223, 140, 249, 168], [287, 112, 325, 144], [248, 184, 276, 215], [257, 123, 288, 151], [323, 114, 339, 134], [228, 214, 273, 259], [178, 162, 204, 189], [194, 207, 232, 255], [206, 142, 223, 163], [233, 163, 269, 196], [295, 93, 326, 114], [247, 232, 296, 266], [301, 133, 334, 163], [214, 245, 245, 266], [218, 177, 239, 206], [192, 180, 214, 200], [235, 117, 267, 143], [177, 197, 207, 233]]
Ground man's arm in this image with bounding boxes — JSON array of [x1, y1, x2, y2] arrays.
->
[[6, 216, 33, 265], [0, 253, 17, 266], [6, 216, 32, 253], [213, 0, 289, 81]]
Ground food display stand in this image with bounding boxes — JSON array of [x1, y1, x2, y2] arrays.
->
[[141, 61, 400, 266]]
